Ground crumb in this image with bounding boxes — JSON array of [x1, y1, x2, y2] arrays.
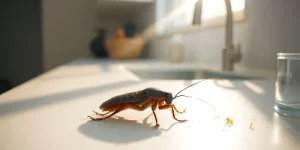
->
[[222, 117, 234, 131], [225, 117, 234, 126], [249, 122, 255, 130]]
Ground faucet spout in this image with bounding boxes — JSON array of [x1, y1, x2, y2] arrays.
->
[[224, 0, 233, 50], [192, 0, 242, 71], [222, 0, 242, 71]]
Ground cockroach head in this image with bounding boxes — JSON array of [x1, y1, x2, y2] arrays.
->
[[164, 92, 173, 104]]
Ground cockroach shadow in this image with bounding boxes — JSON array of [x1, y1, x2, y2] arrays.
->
[[78, 114, 162, 144]]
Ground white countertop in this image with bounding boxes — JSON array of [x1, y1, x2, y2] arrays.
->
[[0, 59, 299, 150]]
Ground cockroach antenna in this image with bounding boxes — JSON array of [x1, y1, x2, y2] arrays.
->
[[173, 80, 207, 100], [172, 79, 217, 116]]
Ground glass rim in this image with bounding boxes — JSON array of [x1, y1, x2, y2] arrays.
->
[[277, 53, 300, 60]]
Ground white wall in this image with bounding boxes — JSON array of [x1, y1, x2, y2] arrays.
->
[[43, 0, 98, 71], [148, 0, 300, 71]]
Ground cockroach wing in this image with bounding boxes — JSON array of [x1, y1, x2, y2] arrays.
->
[[99, 88, 166, 108]]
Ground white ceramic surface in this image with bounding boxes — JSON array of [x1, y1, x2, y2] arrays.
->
[[0, 59, 299, 150]]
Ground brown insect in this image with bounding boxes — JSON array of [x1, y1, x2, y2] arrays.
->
[[88, 80, 205, 128]]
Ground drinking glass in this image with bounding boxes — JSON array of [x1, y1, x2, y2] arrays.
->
[[274, 53, 300, 117]]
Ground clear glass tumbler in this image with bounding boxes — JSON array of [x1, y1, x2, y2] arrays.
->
[[274, 53, 300, 117]]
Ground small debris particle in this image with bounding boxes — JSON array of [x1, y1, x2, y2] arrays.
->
[[225, 117, 234, 126], [249, 122, 255, 130]]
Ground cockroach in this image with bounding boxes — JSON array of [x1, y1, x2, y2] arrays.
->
[[88, 80, 207, 128]]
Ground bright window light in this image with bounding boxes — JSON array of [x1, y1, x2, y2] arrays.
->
[[202, 0, 245, 21], [153, 0, 245, 35]]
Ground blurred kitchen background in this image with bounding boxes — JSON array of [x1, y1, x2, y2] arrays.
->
[[0, 0, 300, 94]]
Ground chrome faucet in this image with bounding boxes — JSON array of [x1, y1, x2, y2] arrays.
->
[[193, 0, 242, 71], [223, 0, 242, 71]]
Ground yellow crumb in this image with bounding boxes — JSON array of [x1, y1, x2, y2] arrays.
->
[[249, 122, 255, 129], [225, 117, 233, 125]]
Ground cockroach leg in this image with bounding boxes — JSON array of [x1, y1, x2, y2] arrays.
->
[[151, 102, 160, 128], [88, 109, 120, 121], [93, 110, 110, 116], [122, 101, 161, 129], [158, 104, 187, 123], [154, 124, 160, 129], [173, 105, 186, 114]]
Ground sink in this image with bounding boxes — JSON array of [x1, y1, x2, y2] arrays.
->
[[129, 69, 263, 80], [201, 71, 263, 80], [130, 70, 201, 80]]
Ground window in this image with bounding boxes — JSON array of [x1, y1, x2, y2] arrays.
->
[[202, 0, 245, 21], [155, 0, 245, 35]]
